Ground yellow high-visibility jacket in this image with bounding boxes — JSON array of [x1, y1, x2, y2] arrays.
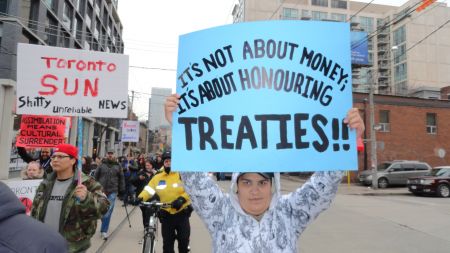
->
[[138, 168, 191, 214]]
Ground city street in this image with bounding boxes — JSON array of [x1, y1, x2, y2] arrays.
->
[[88, 176, 450, 253]]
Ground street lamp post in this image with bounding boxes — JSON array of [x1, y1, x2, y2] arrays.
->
[[369, 78, 378, 189]]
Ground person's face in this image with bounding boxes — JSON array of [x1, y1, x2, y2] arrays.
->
[[237, 173, 272, 216], [50, 152, 76, 173], [27, 163, 40, 177], [163, 158, 171, 168], [40, 148, 51, 159], [82, 157, 86, 165], [157, 156, 162, 162], [107, 152, 114, 160], [145, 162, 153, 171]]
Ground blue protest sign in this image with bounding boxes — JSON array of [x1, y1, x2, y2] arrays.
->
[[172, 20, 356, 172]]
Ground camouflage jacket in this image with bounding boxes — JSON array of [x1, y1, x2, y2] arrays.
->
[[31, 172, 110, 253]]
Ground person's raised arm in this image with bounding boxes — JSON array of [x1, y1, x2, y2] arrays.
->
[[283, 108, 364, 234], [164, 93, 228, 232], [164, 93, 180, 125]]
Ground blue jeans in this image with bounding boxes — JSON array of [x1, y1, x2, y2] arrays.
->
[[101, 192, 117, 233]]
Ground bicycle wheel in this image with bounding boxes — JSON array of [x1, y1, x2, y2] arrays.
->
[[149, 234, 156, 253], [142, 232, 156, 253]]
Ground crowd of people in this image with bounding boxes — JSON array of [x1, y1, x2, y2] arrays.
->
[[1, 94, 364, 253]]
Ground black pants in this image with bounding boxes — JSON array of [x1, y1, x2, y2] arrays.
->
[[160, 210, 190, 253], [139, 206, 152, 228]]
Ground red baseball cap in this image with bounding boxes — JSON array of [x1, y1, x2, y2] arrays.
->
[[54, 144, 78, 158]]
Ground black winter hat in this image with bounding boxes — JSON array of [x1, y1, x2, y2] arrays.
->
[[161, 151, 171, 161]]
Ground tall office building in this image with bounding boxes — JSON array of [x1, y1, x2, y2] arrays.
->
[[232, 0, 450, 97], [0, 0, 126, 160], [0, 0, 124, 79], [148, 87, 172, 131]]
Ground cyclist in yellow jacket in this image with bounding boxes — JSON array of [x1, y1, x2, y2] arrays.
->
[[138, 151, 192, 253]]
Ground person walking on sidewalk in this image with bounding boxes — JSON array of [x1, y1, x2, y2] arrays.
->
[[122, 153, 139, 206], [139, 151, 192, 253], [30, 144, 110, 253], [95, 149, 125, 240], [164, 94, 365, 252]]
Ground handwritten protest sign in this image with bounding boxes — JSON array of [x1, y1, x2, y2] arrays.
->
[[121, 120, 140, 142], [16, 115, 66, 148], [16, 43, 129, 118], [6, 180, 43, 215], [172, 21, 356, 172]]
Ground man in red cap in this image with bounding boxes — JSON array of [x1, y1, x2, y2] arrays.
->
[[31, 143, 110, 253]]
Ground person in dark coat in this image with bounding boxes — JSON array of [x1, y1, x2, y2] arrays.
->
[[132, 159, 157, 229], [18, 147, 53, 175], [0, 181, 68, 253]]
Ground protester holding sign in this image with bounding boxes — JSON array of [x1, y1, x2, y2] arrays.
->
[[18, 146, 53, 175], [165, 94, 364, 252], [0, 181, 68, 253], [31, 143, 110, 253]]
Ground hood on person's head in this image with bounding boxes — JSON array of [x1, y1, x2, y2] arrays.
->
[[237, 172, 275, 182]]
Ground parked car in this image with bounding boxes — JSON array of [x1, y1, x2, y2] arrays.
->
[[358, 160, 432, 188], [407, 166, 450, 197]]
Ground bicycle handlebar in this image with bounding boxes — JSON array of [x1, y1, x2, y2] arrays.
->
[[140, 201, 172, 209]]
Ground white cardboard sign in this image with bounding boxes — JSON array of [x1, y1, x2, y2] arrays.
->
[[121, 120, 140, 142], [16, 43, 129, 118]]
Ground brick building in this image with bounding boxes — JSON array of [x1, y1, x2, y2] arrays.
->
[[354, 91, 450, 178]]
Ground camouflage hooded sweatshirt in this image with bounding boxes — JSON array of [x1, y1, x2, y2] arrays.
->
[[180, 171, 343, 253], [31, 172, 110, 253]]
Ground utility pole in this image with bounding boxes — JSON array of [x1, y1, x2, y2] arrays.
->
[[370, 74, 378, 189]]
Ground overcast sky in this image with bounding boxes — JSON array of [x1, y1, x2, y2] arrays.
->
[[118, 0, 409, 121]]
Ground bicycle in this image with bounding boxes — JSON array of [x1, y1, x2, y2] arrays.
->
[[139, 201, 171, 253]]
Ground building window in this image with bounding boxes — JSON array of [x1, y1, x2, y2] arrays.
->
[[394, 62, 407, 82], [393, 25, 406, 45], [330, 13, 346, 22], [379, 110, 390, 132], [44, 0, 58, 13], [359, 16, 374, 33], [59, 29, 71, 48], [0, 0, 8, 13], [94, 0, 101, 16], [103, 6, 108, 24], [331, 0, 347, 9], [77, 0, 86, 14], [63, 1, 74, 30], [312, 11, 328, 20], [94, 18, 100, 39], [0, 22, 3, 46], [426, 113, 437, 134], [301, 10, 310, 18], [393, 44, 406, 64], [312, 0, 328, 7], [282, 8, 299, 19], [75, 15, 83, 42], [86, 4, 93, 29], [45, 14, 58, 46]]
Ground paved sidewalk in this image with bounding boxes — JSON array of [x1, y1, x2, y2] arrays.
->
[[88, 199, 139, 253]]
